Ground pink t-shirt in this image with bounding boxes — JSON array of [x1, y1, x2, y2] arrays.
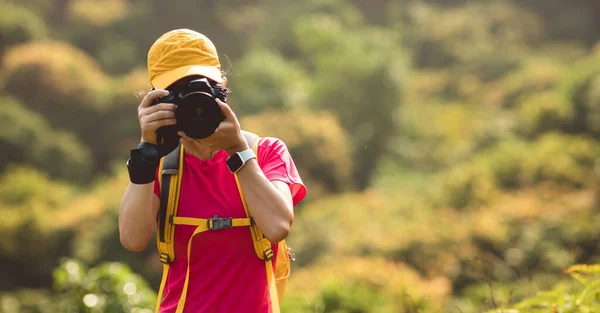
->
[[153, 136, 307, 313]]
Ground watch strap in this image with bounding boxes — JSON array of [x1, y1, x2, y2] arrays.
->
[[227, 149, 256, 173], [238, 149, 256, 163]]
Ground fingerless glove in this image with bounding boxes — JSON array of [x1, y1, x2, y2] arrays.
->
[[127, 142, 159, 184]]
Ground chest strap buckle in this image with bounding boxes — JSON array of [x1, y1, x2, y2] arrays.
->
[[207, 215, 233, 230]]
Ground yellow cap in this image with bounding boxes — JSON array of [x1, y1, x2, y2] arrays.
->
[[147, 29, 223, 89]]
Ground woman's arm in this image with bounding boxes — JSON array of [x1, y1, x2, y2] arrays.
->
[[119, 88, 175, 251], [234, 156, 294, 243], [118, 182, 160, 251], [176, 99, 302, 243]]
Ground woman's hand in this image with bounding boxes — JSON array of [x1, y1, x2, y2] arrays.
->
[[137, 89, 177, 145], [178, 99, 249, 159]]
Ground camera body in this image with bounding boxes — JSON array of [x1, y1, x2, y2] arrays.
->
[[151, 77, 229, 155]]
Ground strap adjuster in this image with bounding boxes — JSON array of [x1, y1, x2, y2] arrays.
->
[[263, 248, 275, 261], [207, 215, 233, 230], [160, 253, 172, 264]]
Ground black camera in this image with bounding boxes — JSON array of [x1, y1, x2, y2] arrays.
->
[[151, 77, 229, 155]]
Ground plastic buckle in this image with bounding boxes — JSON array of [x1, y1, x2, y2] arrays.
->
[[159, 253, 172, 265], [207, 215, 233, 230], [263, 248, 275, 261]]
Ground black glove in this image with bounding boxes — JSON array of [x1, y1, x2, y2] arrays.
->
[[127, 142, 159, 184]]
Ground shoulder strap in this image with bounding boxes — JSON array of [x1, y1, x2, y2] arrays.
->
[[157, 144, 181, 245], [155, 143, 185, 313], [233, 131, 282, 312]]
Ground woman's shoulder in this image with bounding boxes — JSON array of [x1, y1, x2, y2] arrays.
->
[[256, 136, 290, 152]]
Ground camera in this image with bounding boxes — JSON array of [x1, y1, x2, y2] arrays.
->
[[151, 77, 229, 155]]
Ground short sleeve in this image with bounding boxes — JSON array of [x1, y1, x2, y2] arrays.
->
[[256, 137, 307, 206]]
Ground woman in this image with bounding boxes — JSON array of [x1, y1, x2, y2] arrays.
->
[[118, 28, 307, 313]]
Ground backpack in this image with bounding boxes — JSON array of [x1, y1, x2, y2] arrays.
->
[[153, 130, 294, 313]]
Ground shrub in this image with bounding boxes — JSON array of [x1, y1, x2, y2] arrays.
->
[[0, 3, 47, 56], [241, 109, 354, 194], [227, 49, 312, 117], [487, 264, 600, 312], [1, 41, 112, 132], [0, 96, 93, 183]]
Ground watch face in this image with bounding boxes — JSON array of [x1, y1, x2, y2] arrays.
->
[[227, 153, 243, 172]]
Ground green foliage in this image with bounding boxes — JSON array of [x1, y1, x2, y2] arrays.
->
[[292, 9, 405, 189], [403, 1, 543, 81], [0, 41, 151, 176], [0, 289, 57, 313], [316, 282, 392, 313], [0, 3, 47, 56], [558, 53, 600, 137], [500, 56, 569, 109], [1, 41, 112, 114], [487, 264, 600, 312], [241, 109, 354, 195], [0, 96, 93, 183], [516, 91, 573, 136], [222, 0, 405, 190], [0, 1, 599, 313], [0, 258, 156, 313], [0, 166, 79, 290], [52, 258, 156, 313], [431, 133, 598, 209], [228, 48, 311, 116]]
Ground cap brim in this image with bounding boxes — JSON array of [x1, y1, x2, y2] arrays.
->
[[151, 65, 223, 89]]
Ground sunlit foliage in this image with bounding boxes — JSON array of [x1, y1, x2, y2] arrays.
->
[[0, 1, 599, 313]]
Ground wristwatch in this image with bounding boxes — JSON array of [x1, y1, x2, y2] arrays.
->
[[226, 149, 256, 173]]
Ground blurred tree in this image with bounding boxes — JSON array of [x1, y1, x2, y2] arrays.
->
[[62, 0, 138, 75], [217, 0, 405, 189], [58, 0, 152, 76], [51, 166, 164, 291], [0, 1, 599, 312], [316, 282, 392, 313], [0, 166, 78, 290], [430, 133, 598, 210], [227, 48, 311, 117], [516, 91, 573, 138], [517, 0, 600, 46], [52, 258, 156, 313], [291, 7, 405, 190], [0, 3, 48, 57], [221, 0, 366, 60], [148, 0, 244, 63], [0, 289, 58, 313], [2, 0, 55, 18], [499, 56, 570, 110], [0, 41, 144, 175], [1, 41, 112, 128], [0, 258, 157, 313], [0, 96, 93, 183], [241, 108, 354, 195], [285, 254, 450, 313], [402, 1, 543, 82], [558, 54, 600, 137]]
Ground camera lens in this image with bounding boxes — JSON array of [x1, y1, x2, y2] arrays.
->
[[175, 92, 224, 139]]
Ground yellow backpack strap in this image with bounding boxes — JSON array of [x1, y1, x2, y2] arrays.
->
[[154, 144, 185, 313], [154, 141, 256, 313], [236, 130, 281, 313], [172, 215, 254, 313]]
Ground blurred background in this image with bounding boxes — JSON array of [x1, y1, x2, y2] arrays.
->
[[0, 0, 599, 312]]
